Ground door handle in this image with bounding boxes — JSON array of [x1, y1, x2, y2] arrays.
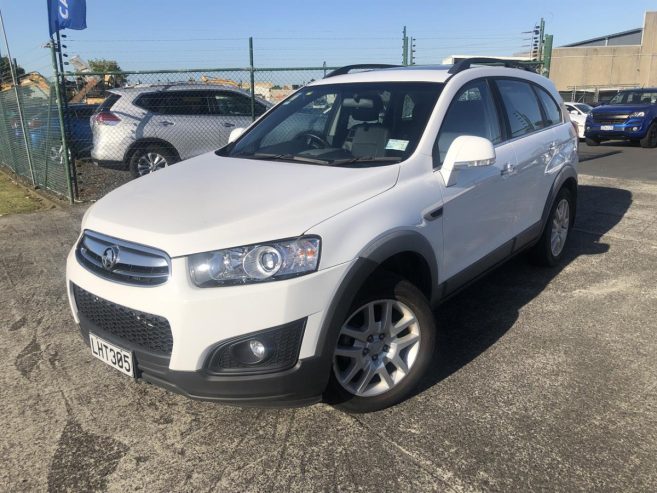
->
[[500, 162, 516, 176], [159, 121, 175, 126], [222, 122, 235, 128]]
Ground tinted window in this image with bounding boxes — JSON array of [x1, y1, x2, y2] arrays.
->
[[135, 92, 165, 113], [434, 79, 502, 167], [159, 91, 211, 115], [496, 79, 544, 138], [95, 93, 120, 113], [210, 91, 265, 117], [536, 87, 562, 126]]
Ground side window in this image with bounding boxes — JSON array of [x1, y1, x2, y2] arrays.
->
[[134, 92, 164, 113], [159, 91, 211, 116], [433, 79, 502, 168], [211, 92, 253, 116], [535, 87, 562, 127], [496, 79, 544, 138]]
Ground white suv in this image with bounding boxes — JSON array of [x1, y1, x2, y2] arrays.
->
[[90, 84, 270, 177], [67, 60, 578, 412]]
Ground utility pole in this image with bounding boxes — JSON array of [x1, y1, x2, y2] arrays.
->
[[0, 8, 36, 186], [402, 26, 408, 66], [543, 34, 554, 77], [538, 18, 546, 68], [410, 37, 416, 65]]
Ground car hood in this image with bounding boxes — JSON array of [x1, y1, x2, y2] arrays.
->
[[591, 104, 648, 115], [84, 153, 400, 257]]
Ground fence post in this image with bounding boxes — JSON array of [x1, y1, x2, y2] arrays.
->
[[49, 40, 74, 204], [0, 8, 36, 186], [249, 37, 256, 122]]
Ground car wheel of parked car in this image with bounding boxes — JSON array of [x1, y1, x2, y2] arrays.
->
[[585, 137, 600, 146], [129, 145, 177, 178], [639, 122, 657, 148], [530, 187, 574, 267], [48, 144, 72, 165], [325, 273, 436, 413]]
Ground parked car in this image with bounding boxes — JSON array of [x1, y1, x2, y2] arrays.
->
[[67, 60, 578, 413], [11, 103, 98, 162], [565, 102, 592, 139], [585, 88, 657, 147], [90, 84, 272, 177]]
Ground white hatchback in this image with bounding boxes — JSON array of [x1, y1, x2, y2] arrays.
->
[[67, 60, 578, 412]]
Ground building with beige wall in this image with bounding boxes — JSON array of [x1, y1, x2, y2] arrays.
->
[[550, 11, 657, 102]]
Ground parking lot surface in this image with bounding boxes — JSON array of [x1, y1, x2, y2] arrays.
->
[[1, 166, 657, 491]]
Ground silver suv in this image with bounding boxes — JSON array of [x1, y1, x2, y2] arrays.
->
[[90, 84, 271, 177]]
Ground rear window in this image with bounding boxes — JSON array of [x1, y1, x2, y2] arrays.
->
[[95, 93, 121, 113], [134, 92, 164, 113]]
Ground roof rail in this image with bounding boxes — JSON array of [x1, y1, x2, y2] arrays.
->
[[324, 64, 400, 78], [447, 57, 537, 75]]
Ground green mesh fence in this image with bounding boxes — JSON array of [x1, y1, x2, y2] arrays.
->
[[0, 78, 70, 199]]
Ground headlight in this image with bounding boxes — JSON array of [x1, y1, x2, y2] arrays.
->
[[629, 111, 645, 118], [189, 236, 320, 287]]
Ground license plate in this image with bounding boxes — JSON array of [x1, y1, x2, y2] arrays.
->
[[600, 125, 614, 131], [89, 333, 135, 377]]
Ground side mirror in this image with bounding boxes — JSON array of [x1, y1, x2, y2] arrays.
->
[[440, 135, 495, 187], [228, 127, 245, 144], [570, 110, 579, 116]]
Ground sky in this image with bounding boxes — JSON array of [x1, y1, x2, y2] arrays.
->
[[1, 0, 656, 77]]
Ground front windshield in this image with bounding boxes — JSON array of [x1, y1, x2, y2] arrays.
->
[[608, 90, 657, 105], [221, 82, 443, 166], [574, 103, 592, 113]]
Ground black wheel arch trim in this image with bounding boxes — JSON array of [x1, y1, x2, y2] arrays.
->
[[123, 138, 181, 164], [540, 165, 578, 235], [312, 231, 440, 395]]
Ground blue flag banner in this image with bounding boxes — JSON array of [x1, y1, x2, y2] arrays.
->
[[48, 0, 87, 37]]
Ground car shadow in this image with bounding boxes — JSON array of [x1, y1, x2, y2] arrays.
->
[[413, 184, 633, 397]]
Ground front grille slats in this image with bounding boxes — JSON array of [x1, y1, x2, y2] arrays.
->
[[73, 283, 173, 355], [76, 230, 170, 286], [592, 114, 629, 125]]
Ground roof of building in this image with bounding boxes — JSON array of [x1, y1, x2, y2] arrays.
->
[[562, 28, 643, 48]]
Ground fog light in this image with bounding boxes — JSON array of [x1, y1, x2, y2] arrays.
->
[[632, 127, 639, 132], [249, 339, 267, 361], [205, 319, 306, 374]]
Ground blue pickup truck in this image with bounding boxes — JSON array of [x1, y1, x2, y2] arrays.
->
[[585, 88, 657, 148]]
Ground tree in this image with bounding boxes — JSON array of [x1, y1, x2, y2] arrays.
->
[[0, 56, 25, 84], [88, 58, 126, 87]]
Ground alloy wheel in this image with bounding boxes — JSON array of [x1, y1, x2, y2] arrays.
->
[[550, 198, 570, 257], [137, 152, 168, 176], [333, 299, 421, 398]]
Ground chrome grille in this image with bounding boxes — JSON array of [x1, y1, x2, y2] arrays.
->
[[76, 230, 170, 286]]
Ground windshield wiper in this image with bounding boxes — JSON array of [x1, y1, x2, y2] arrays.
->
[[329, 156, 403, 166], [238, 153, 332, 165]]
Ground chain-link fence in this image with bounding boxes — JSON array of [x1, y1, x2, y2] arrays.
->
[[59, 66, 338, 198], [0, 75, 72, 199]]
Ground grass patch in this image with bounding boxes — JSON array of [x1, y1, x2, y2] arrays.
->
[[0, 172, 46, 216]]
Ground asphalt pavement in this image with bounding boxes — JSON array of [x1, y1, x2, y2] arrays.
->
[[1, 153, 656, 491]]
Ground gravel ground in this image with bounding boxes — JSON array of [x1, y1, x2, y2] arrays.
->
[[74, 159, 131, 202], [1, 173, 656, 492]]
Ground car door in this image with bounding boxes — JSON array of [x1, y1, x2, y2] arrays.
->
[[208, 90, 266, 145], [152, 90, 217, 160], [493, 78, 555, 236], [433, 78, 519, 283]]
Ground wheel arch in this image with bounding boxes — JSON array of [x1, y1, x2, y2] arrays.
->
[[123, 138, 181, 165], [313, 231, 439, 391], [540, 165, 578, 234]]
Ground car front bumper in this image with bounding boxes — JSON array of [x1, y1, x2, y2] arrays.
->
[[585, 119, 648, 140], [66, 245, 354, 405]]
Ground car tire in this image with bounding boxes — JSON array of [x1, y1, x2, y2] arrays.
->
[[530, 187, 574, 267], [128, 144, 178, 178], [639, 122, 657, 148], [585, 137, 600, 146], [324, 273, 436, 413]]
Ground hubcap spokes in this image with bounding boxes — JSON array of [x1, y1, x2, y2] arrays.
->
[[137, 152, 168, 176], [333, 299, 421, 397], [550, 198, 570, 256]]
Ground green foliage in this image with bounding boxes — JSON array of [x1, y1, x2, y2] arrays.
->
[[0, 56, 25, 84]]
